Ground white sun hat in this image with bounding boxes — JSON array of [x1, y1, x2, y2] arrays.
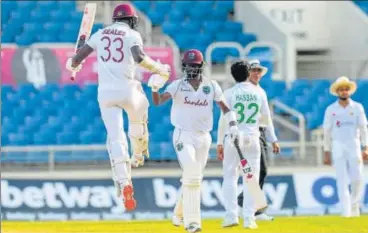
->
[[248, 59, 268, 77], [329, 76, 357, 96]]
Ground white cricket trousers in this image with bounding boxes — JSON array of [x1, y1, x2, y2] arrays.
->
[[222, 134, 261, 219], [332, 140, 363, 217], [172, 128, 212, 227], [97, 80, 149, 185]]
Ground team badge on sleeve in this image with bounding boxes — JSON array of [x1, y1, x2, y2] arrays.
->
[[202, 86, 210, 95]]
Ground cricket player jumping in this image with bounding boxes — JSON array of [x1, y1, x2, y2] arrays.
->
[[217, 60, 275, 229], [323, 76, 368, 217], [65, 3, 170, 211], [148, 49, 240, 233]]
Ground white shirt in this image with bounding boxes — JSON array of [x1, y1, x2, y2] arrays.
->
[[224, 82, 272, 138], [323, 100, 368, 145], [87, 22, 143, 91], [165, 77, 224, 133]]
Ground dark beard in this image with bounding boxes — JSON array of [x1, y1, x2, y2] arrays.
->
[[339, 97, 348, 101]]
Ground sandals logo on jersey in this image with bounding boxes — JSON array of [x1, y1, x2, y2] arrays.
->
[[202, 86, 211, 95], [176, 142, 184, 152]]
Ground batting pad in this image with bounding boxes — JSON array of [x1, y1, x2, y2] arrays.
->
[[182, 163, 202, 228]]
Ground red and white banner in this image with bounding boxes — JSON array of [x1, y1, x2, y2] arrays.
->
[[1, 46, 176, 87]]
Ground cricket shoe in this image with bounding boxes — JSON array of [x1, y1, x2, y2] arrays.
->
[[222, 216, 239, 228], [122, 184, 136, 211], [256, 213, 274, 221], [186, 223, 201, 233], [172, 215, 183, 227], [351, 204, 360, 217], [244, 217, 258, 229]]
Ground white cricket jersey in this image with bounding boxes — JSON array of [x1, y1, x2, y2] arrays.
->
[[224, 82, 272, 138], [323, 100, 367, 144], [87, 22, 143, 91], [164, 77, 225, 133]]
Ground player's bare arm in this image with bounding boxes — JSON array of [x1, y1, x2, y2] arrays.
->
[[152, 92, 172, 106], [71, 45, 94, 68]]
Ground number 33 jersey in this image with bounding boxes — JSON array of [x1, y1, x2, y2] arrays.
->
[[87, 22, 143, 91], [224, 82, 272, 137]]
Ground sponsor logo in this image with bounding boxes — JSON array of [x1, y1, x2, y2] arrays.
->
[[184, 97, 208, 107]]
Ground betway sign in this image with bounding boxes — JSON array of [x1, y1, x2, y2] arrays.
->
[[1, 176, 295, 220], [4, 173, 366, 220]]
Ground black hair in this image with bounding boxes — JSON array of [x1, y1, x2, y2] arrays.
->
[[113, 17, 138, 30], [231, 61, 250, 83]]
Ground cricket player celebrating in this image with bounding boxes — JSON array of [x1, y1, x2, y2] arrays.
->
[[217, 60, 275, 229], [323, 76, 368, 217], [148, 49, 239, 233], [65, 3, 170, 211], [231, 60, 280, 222]]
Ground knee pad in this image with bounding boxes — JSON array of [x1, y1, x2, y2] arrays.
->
[[129, 120, 149, 156], [108, 140, 129, 164], [182, 163, 202, 187]]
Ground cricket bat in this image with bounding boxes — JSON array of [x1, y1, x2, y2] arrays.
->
[[234, 138, 268, 212], [70, 3, 97, 81]]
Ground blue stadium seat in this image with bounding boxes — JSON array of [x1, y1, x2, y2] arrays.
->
[[30, 10, 49, 23], [15, 33, 35, 46], [4, 19, 24, 37], [211, 7, 229, 20], [195, 33, 214, 47], [50, 10, 71, 22], [216, 0, 234, 11], [189, 6, 212, 21], [70, 11, 83, 23], [223, 21, 243, 34], [173, 33, 196, 50], [181, 21, 202, 33], [174, 1, 192, 14], [23, 23, 43, 34], [215, 33, 236, 42], [8, 133, 33, 146], [132, 1, 151, 13], [17, 1, 37, 9], [153, 1, 172, 14], [2, 1, 18, 12], [57, 132, 79, 145], [57, 1, 76, 12], [146, 10, 166, 25], [43, 22, 63, 35], [37, 1, 58, 12], [237, 33, 257, 46], [162, 21, 179, 37], [167, 9, 185, 22], [80, 130, 105, 144], [92, 23, 104, 34], [203, 20, 223, 35]]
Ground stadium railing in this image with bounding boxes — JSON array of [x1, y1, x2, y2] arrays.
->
[[270, 99, 306, 159], [205, 41, 284, 82]]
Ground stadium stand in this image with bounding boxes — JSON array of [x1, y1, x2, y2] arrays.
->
[[1, 1, 368, 164], [1, 1, 104, 44], [354, 0, 368, 14]]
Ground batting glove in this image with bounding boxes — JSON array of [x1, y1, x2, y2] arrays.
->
[[148, 74, 168, 92], [229, 125, 240, 144], [66, 57, 82, 72]]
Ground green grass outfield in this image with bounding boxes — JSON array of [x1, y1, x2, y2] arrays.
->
[[3, 216, 368, 233]]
